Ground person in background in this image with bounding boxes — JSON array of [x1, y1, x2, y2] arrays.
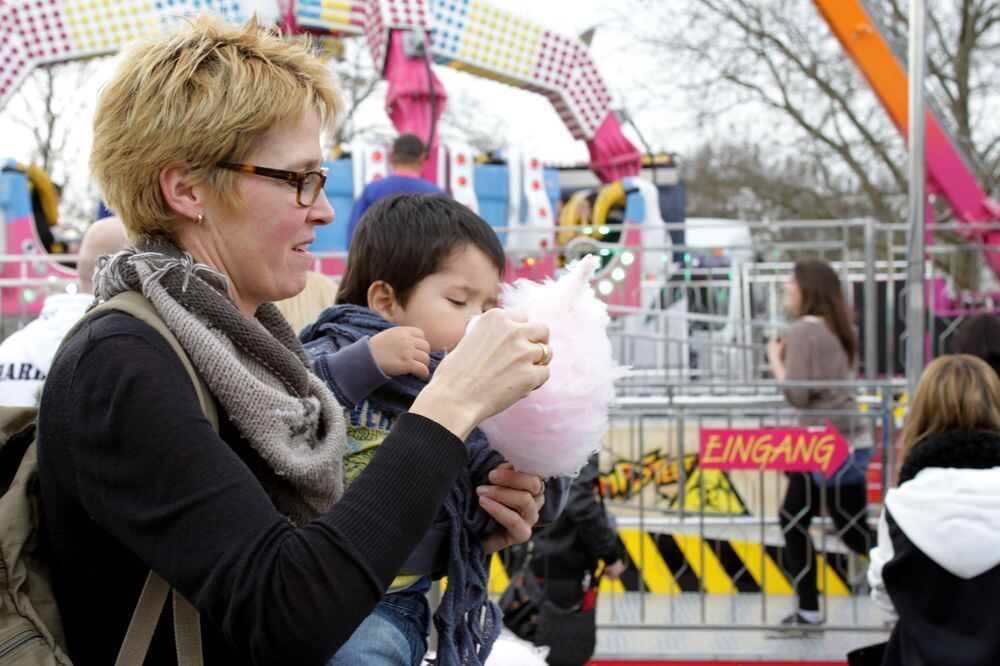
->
[[96, 199, 115, 220], [524, 454, 625, 666], [952, 313, 1000, 378], [766, 259, 874, 629], [868, 354, 1000, 665], [346, 133, 443, 246], [0, 216, 127, 406], [37, 16, 549, 664]]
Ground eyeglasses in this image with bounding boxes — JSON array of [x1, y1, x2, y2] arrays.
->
[[216, 162, 329, 207]]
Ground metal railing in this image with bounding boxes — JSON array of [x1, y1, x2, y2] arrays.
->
[[586, 378, 903, 632]]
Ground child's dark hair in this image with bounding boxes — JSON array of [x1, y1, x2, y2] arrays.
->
[[337, 193, 506, 307]]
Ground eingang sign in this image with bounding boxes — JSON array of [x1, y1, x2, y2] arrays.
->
[[698, 423, 849, 476]]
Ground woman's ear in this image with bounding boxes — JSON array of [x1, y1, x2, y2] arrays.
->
[[367, 281, 399, 321], [159, 164, 203, 221]]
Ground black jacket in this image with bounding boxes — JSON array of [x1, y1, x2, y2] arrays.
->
[[529, 456, 624, 581], [37, 313, 468, 665], [869, 430, 1000, 666]]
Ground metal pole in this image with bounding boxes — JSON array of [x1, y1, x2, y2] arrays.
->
[[906, 0, 927, 397], [864, 219, 877, 382]]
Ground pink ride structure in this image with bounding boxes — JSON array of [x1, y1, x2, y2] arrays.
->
[[0, 0, 643, 314]]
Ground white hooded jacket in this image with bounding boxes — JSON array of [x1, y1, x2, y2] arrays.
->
[[869, 464, 1000, 665]]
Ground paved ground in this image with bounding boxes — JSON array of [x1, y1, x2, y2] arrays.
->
[[593, 593, 890, 662]]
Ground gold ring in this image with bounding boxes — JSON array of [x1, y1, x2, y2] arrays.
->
[[534, 342, 552, 366]]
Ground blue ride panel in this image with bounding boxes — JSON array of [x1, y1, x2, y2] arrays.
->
[[623, 177, 646, 223], [317, 158, 354, 253], [544, 168, 560, 215], [473, 163, 509, 245], [0, 160, 32, 225]]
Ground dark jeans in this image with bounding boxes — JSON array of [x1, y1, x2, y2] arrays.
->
[[779, 472, 874, 611]]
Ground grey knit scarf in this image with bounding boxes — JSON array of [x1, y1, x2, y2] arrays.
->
[[93, 239, 346, 526]]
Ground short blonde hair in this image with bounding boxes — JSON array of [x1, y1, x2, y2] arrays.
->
[[91, 14, 343, 241], [901, 354, 1000, 458]]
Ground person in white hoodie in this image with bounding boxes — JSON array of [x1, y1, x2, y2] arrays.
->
[[0, 216, 127, 406], [868, 354, 1000, 665]]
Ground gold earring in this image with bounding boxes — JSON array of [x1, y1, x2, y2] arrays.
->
[[195, 213, 204, 225]]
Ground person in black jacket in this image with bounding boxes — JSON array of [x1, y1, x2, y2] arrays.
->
[[527, 455, 625, 664], [868, 354, 1000, 665]]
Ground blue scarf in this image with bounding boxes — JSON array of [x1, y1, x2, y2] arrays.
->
[[301, 304, 502, 665]]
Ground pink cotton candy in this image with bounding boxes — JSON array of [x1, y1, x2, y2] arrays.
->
[[479, 255, 624, 478]]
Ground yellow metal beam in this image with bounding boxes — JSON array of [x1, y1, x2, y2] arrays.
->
[[673, 534, 735, 594], [619, 528, 680, 594], [729, 539, 794, 595]]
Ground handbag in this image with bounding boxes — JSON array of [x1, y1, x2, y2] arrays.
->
[[498, 542, 599, 665], [498, 544, 546, 643], [535, 591, 596, 665]]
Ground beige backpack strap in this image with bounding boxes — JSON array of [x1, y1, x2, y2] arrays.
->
[[172, 589, 203, 665], [113, 572, 203, 666], [114, 572, 168, 666], [81, 292, 214, 664]]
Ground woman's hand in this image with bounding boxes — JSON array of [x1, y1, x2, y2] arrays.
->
[[766, 337, 788, 381], [410, 309, 550, 440], [369, 327, 430, 378], [766, 337, 784, 364], [477, 463, 545, 553]]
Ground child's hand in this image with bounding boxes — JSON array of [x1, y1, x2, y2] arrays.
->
[[603, 559, 626, 580], [370, 327, 431, 378]]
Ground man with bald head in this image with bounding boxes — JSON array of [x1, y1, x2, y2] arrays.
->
[[0, 217, 128, 406]]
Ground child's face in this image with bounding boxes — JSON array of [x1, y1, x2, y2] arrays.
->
[[390, 245, 501, 352]]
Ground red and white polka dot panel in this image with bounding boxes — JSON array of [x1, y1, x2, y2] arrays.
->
[[381, 0, 430, 30]]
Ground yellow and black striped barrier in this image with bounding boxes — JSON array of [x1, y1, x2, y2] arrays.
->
[[484, 529, 854, 596]]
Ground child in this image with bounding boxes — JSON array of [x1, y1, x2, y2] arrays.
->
[[301, 193, 570, 666]]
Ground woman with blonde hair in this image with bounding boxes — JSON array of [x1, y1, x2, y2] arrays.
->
[[36, 15, 552, 664], [868, 354, 1000, 665]]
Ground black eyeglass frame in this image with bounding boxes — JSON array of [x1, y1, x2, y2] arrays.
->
[[216, 162, 329, 207]]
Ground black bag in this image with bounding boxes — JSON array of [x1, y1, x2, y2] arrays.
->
[[498, 543, 598, 665], [498, 564, 545, 643], [535, 597, 596, 665]]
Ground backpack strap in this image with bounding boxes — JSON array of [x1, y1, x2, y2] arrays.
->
[[71, 292, 212, 665], [115, 573, 203, 666]]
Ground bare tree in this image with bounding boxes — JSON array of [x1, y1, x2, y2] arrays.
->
[[683, 137, 882, 222], [1, 59, 107, 225], [322, 38, 511, 157], [325, 38, 389, 150], [437, 89, 510, 155], [628, 0, 999, 224]]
